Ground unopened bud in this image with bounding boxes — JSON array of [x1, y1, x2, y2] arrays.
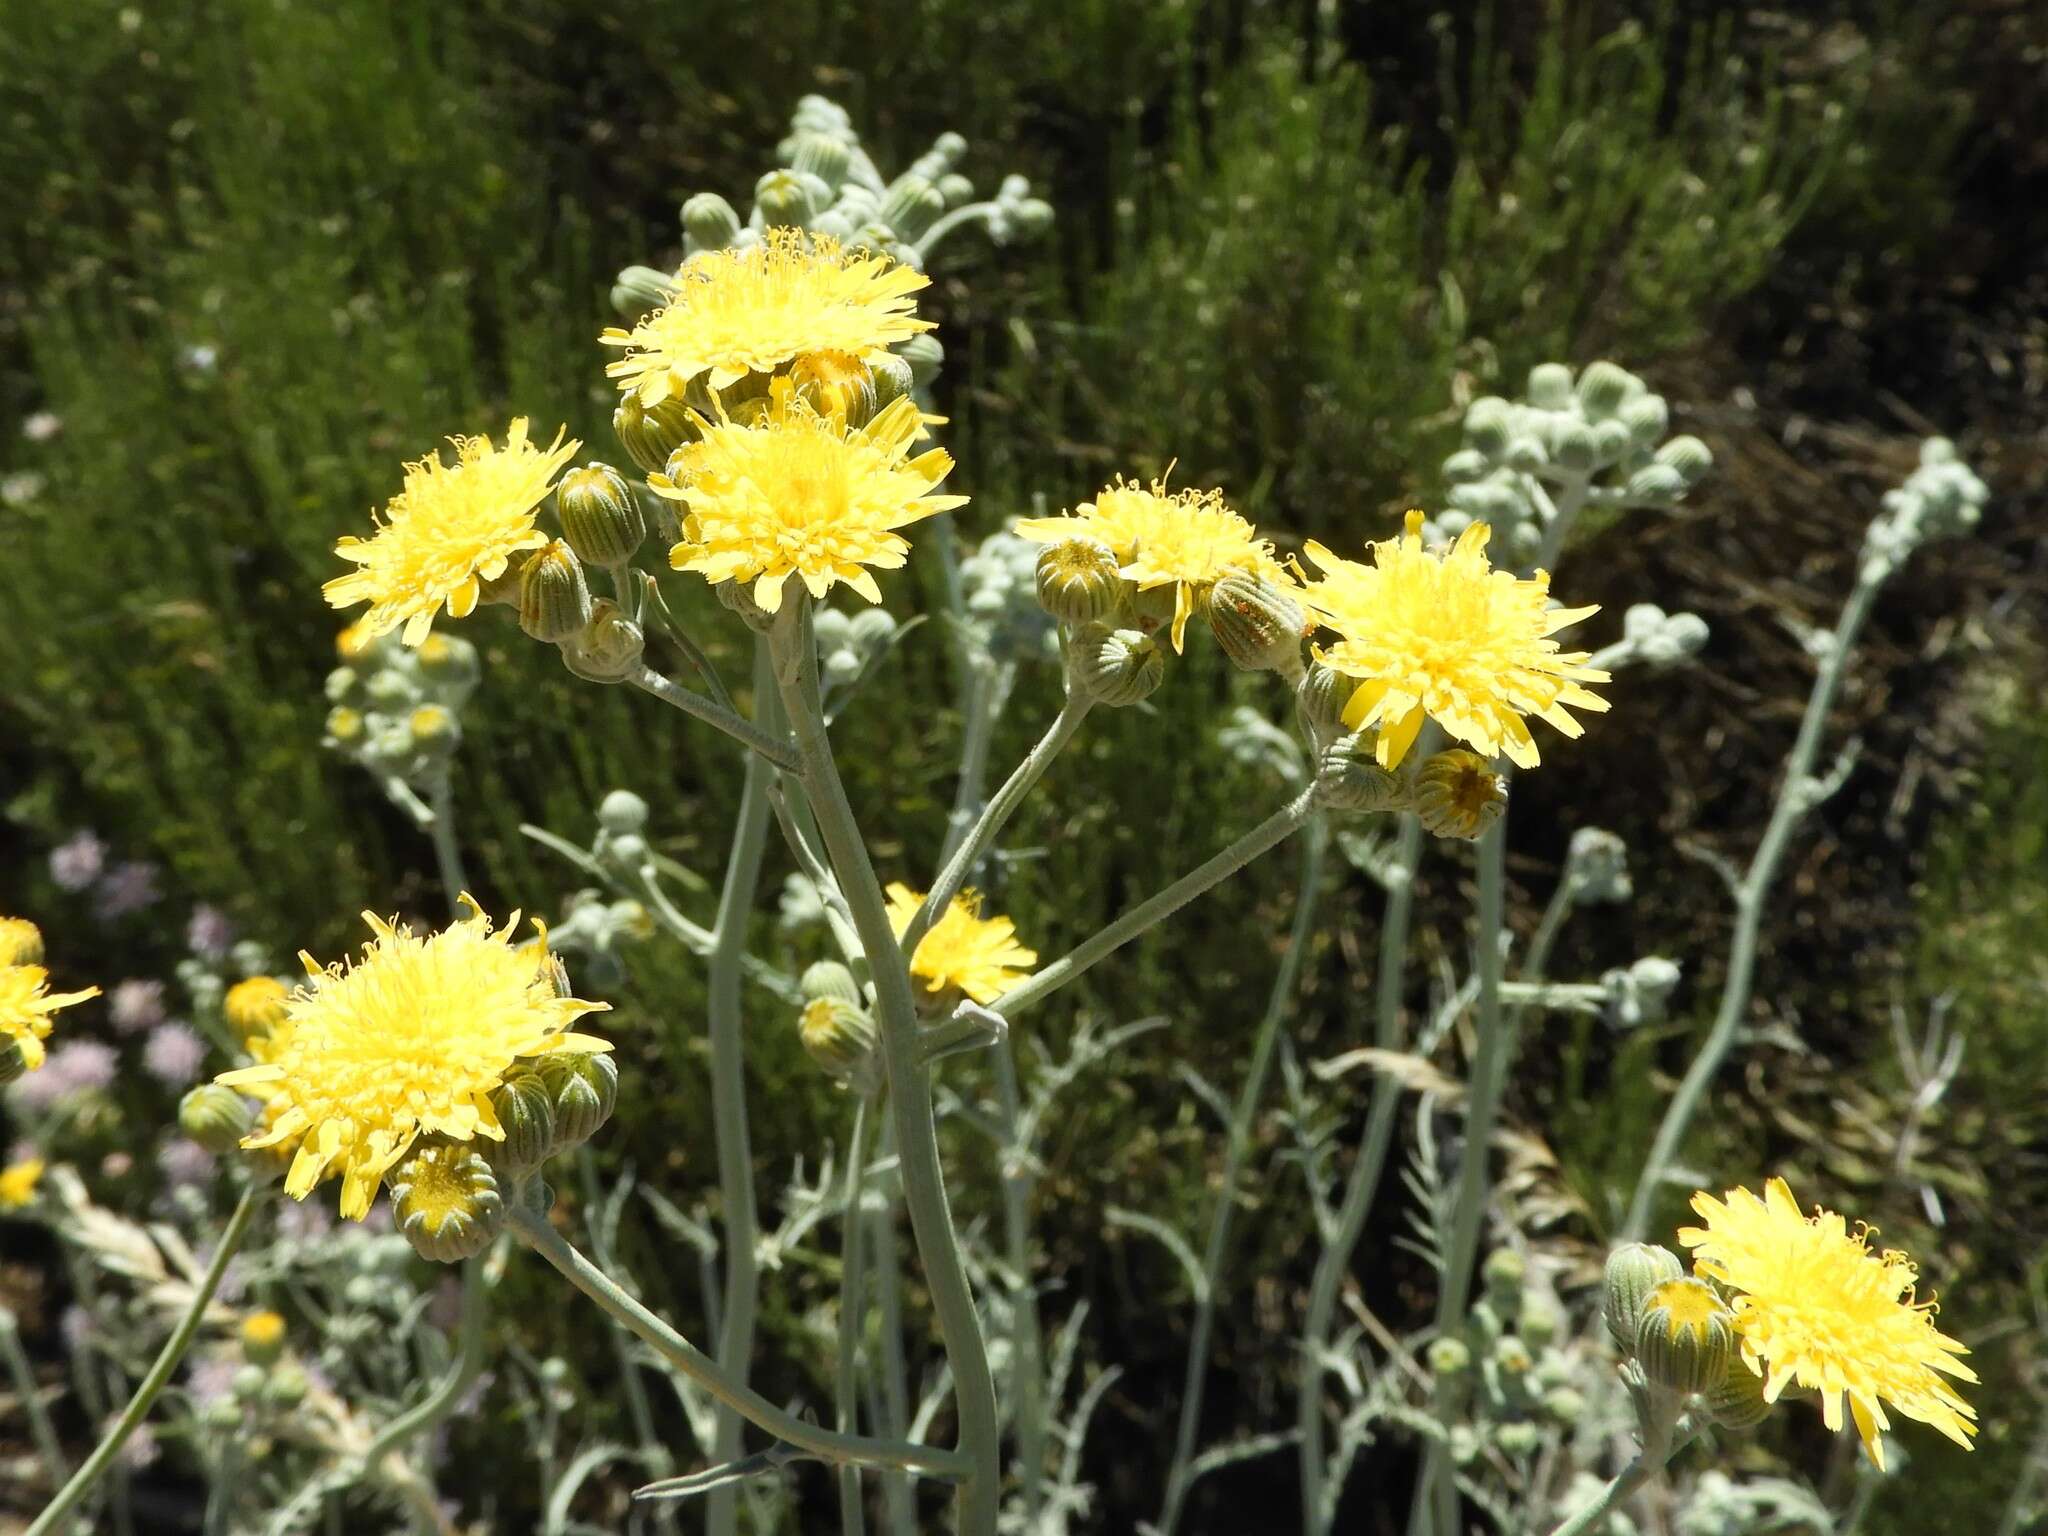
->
[[1495, 1420, 1542, 1458], [1314, 733, 1405, 813], [556, 463, 646, 569], [799, 996, 879, 1088], [790, 351, 880, 426], [489, 1072, 557, 1181], [1575, 361, 1637, 417], [755, 170, 817, 228], [1296, 663, 1350, 745], [0, 1040, 26, 1086], [540, 1051, 618, 1154], [324, 706, 365, 750], [519, 541, 592, 643], [239, 1310, 287, 1368], [879, 175, 945, 241], [1034, 538, 1124, 627], [1635, 1278, 1734, 1395], [1207, 568, 1308, 674], [896, 333, 944, 389], [1703, 1352, 1773, 1429], [1553, 422, 1598, 472], [416, 633, 481, 699], [800, 960, 865, 1008], [1526, 363, 1574, 410], [681, 193, 742, 252], [1603, 1242, 1685, 1355], [0, 917, 43, 967], [613, 391, 700, 475], [1464, 397, 1513, 459], [597, 789, 649, 835], [179, 1085, 257, 1154], [1625, 464, 1687, 504], [391, 1144, 505, 1263], [1427, 1336, 1472, 1377], [610, 264, 676, 320], [790, 133, 851, 189], [1619, 394, 1670, 446], [409, 705, 459, 755], [1412, 750, 1507, 841], [1070, 624, 1163, 707], [561, 600, 645, 684], [1655, 435, 1713, 488]]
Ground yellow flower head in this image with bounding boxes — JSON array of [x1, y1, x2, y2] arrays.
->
[[214, 898, 610, 1220], [600, 229, 933, 405], [223, 976, 291, 1040], [1300, 511, 1609, 769], [0, 916, 44, 966], [653, 383, 966, 614], [240, 1310, 286, 1350], [1678, 1176, 1977, 1468], [885, 884, 1038, 1006], [0, 964, 100, 1072], [325, 418, 580, 646], [0, 1157, 45, 1211], [1016, 476, 1292, 653]]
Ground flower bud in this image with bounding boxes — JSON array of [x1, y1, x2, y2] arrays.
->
[[713, 577, 777, 631], [1552, 422, 1599, 472], [324, 666, 359, 706], [610, 264, 675, 320], [1526, 363, 1574, 410], [1207, 568, 1309, 674], [937, 172, 974, 207], [1008, 198, 1055, 241], [1625, 464, 1687, 505], [879, 174, 945, 241], [179, 1084, 258, 1154], [1296, 662, 1350, 745], [489, 1071, 557, 1181], [1619, 393, 1670, 446], [1504, 434, 1548, 472], [682, 192, 742, 252], [1033, 538, 1124, 627], [1482, 1248, 1527, 1311], [0, 917, 44, 967], [416, 633, 481, 699], [1442, 448, 1489, 484], [791, 133, 851, 189], [1427, 1336, 1472, 1377], [0, 1040, 26, 1086], [1702, 1352, 1773, 1429], [239, 1310, 287, 1368], [755, 170, 817, 228], [540, 1051, 618, 1154], [1590, 418, 1635, 465], [597, 789, 649, 836], [614, 392, 698, 475], [1574, 361, 1637, 418], [561, 600, 645, 684], [1567, 828, 1631, 905], [799, 996, 879, 1087], [556, 463, 646, 569], [1069, 624, 1163, 707], [1603, 1242, 1685, 1355], [896, 333, 944, 388], [789, 350, 881, 426], [1314, 733, 1405, 813], [1464, 397, 1513, 459], [801, 959, 865, 1008], [1412, 750, 1507, 841], [1635, 1278, 1734, 1395], [1495, 1420, 1542, 1459], [519, 541, 592, 643], [1655, 435, 1713, 488], [409, 704, 460, 756], [263, 1362, 309, 1408], [391, 1144, 505, 1264]]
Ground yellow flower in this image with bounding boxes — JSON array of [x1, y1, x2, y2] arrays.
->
[[1678, 1176, 1977, 1468], [215, 898, 610, 1220], [1016, 476, 1292, 653], [1299, 511, 1608, 769], [325, 418, 580, 646], [653, 383, 966, 613], [600, 229, 932, 405], [0, 1157, 45, 1211], [223, 976, 290, 1040], [0, 964, 100, 1072], [885, 884, 1037, 1005], [0, 916, 44, 966], [240, 1310, 286, 1350]]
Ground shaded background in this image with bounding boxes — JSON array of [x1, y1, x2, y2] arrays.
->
[[1, 0, 2044, 1530]]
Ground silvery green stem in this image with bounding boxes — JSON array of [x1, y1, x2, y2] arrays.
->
[[705, 642, 779, 1536], [1545, 1413, 1699, 1536], [994, 1043, 1046, 1527], [836, 1096, 873, 1536], [937, 656, 1018, 866], [905, 689, 1090, 958], [1299, 813, 1422, 1536], [507, 1203, 970, 1481], [768, 605, 1003, 1536], [992, 789, 1319, 1024], [574, 1153, 673, 1509], [628, 663, 800, 772], [359, 1248, 492, 1468], [1621, 564, 1885, 1240], [29, 1184, 264, 1536], [1, 1307, 69, 1489], [869, 1142, 917, 1536], [1159, 814, 1328, 1536], [427, 772, 468, 917]]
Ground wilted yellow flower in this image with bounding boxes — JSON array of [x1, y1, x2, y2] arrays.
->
[[0, 964, 100, 1072], [0, 916, 44, 966], [0, 1157, 45, 1211], [885, 884, 1037, 1005], [654, 383, 965, 613], [325, 418, 580, 646], [1017, 477, 1292, 653], [600, 229, 932, 404], [1299, 511, 1608, 769], [1679, 1176, 1977, 1468], [215, 898, 610, 1220], [223, 976, 290, 1040]]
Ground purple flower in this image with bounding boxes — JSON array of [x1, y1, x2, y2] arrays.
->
[[94, 861, 161, 920], [157, 1139, 218, 1189], [184, 1354, 240, 1407], [109, 979, 168, 1035], [49, 832, 106, 893], [116, 1421, 161, 1470], [186, 905, 235, 961], [143, 1023, 206, 1086], [11, 1041, 118, 1110]]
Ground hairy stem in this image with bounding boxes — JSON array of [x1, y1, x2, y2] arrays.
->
[[628, 663, 799, 772], [836, 1097, 873, 1536]]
